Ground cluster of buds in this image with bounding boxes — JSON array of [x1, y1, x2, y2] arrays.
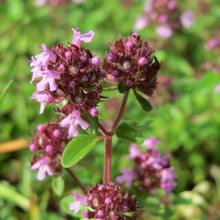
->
[[29, 28, 106, 137], [29, 122, 71, 180], [116, 136, 177, 194], [134, 0, 194, 38], [69, 182, 140, 219], [103, 33, 161, 96], [35, 0, 85, 7]]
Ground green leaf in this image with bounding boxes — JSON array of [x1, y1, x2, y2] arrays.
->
[[116, 122, 144, 144], [0, 80, 13, 105], [134, 90, 153, 112], [61, 135, 99, 168], [52, 176, 65, 196]]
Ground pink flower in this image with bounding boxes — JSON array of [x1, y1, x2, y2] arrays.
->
[[31, 92, 54, 114], [133, 16, 148, 31], [167, 0, 178, 10], [160, 167, 177, 194], [143, 149, 167, 170], [126, 143, 141, 160], [30, 44, 56, 68], [69, 191, 87, 213], [31, 157, 54, 180], [36, 69, 60, 91], [180, 11, 194, 28], [60, 110, 89, 137], [116, 168, 137, 187], [72, 28, 95, 47], [142, 136, 160, 150], [156, 24, 173, 38], [205, 38, 218, 50]]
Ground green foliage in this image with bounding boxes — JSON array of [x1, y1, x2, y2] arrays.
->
[[61, 135, 100, 168], [116, 122, 144, 144], [133, 90, 153, 112], [52, 176, 65, 196], [1, 0, 220, 219]]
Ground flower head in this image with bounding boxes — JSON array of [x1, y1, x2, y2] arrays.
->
[[69, 183, 140, 219], [29, 28, 106, 121], [103, 33, 161, 96], [117, 137, 177, 194], [30, 122, 71, 180]]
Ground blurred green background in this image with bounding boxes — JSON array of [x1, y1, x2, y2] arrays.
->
[[0, 0, 220, 219]]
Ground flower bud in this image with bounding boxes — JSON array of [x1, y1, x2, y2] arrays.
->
[[112, 70, 119, 77], [53, 129, 61, 138], [100, 70, 106, 77], [125, 41, 133, 51], [46, 145, 53, 153], [29, 144, 37, 151], [138, 57, 147, 66], [90, 56, 100, 66], [90, 107, 99, 117], [107, 53, 117, 62]]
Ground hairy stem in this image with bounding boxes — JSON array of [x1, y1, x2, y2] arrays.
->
[[66, 168, 88, 195], [111, 90, 129, 130], [104, 136, 112, 184]]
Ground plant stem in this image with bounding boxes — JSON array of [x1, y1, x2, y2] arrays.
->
[[65, 168, 88, 195], [99, 122, 109, 136], [104, 136, 112, 184], [111, 90, 129, 130]]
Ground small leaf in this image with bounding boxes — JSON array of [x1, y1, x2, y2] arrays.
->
[[0, 80, 13, 105], [116, 122, 144, 144], [118, 81, 129, 93], [52, 176, 65, 196], [61, 135, 99, 168], [134, 90, 153, 112]]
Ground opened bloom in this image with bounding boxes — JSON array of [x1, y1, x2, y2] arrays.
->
[[31, 157, 54, 181], [69, 191, 87, 213], [72, 28, 95, 47], [60, 110, 89, 137]]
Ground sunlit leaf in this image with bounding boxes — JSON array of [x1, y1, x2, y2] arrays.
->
[[61, 135, 99, 168]]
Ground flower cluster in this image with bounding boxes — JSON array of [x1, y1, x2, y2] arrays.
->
[[134, 0, 194, 38], [69, 182, 140, 219], [35, 0, 85, 7], [103, 33, 161, 96], [29, 28, 106, 137], [29, 122, 71, 180], [116, 136, 177, 194]]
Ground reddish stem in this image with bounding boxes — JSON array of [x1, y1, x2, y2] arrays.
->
[[99, 122, 109, 136], [111, 90, 129, 130], [104, 136, 112, 184], [66, 168, 88, 195]]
